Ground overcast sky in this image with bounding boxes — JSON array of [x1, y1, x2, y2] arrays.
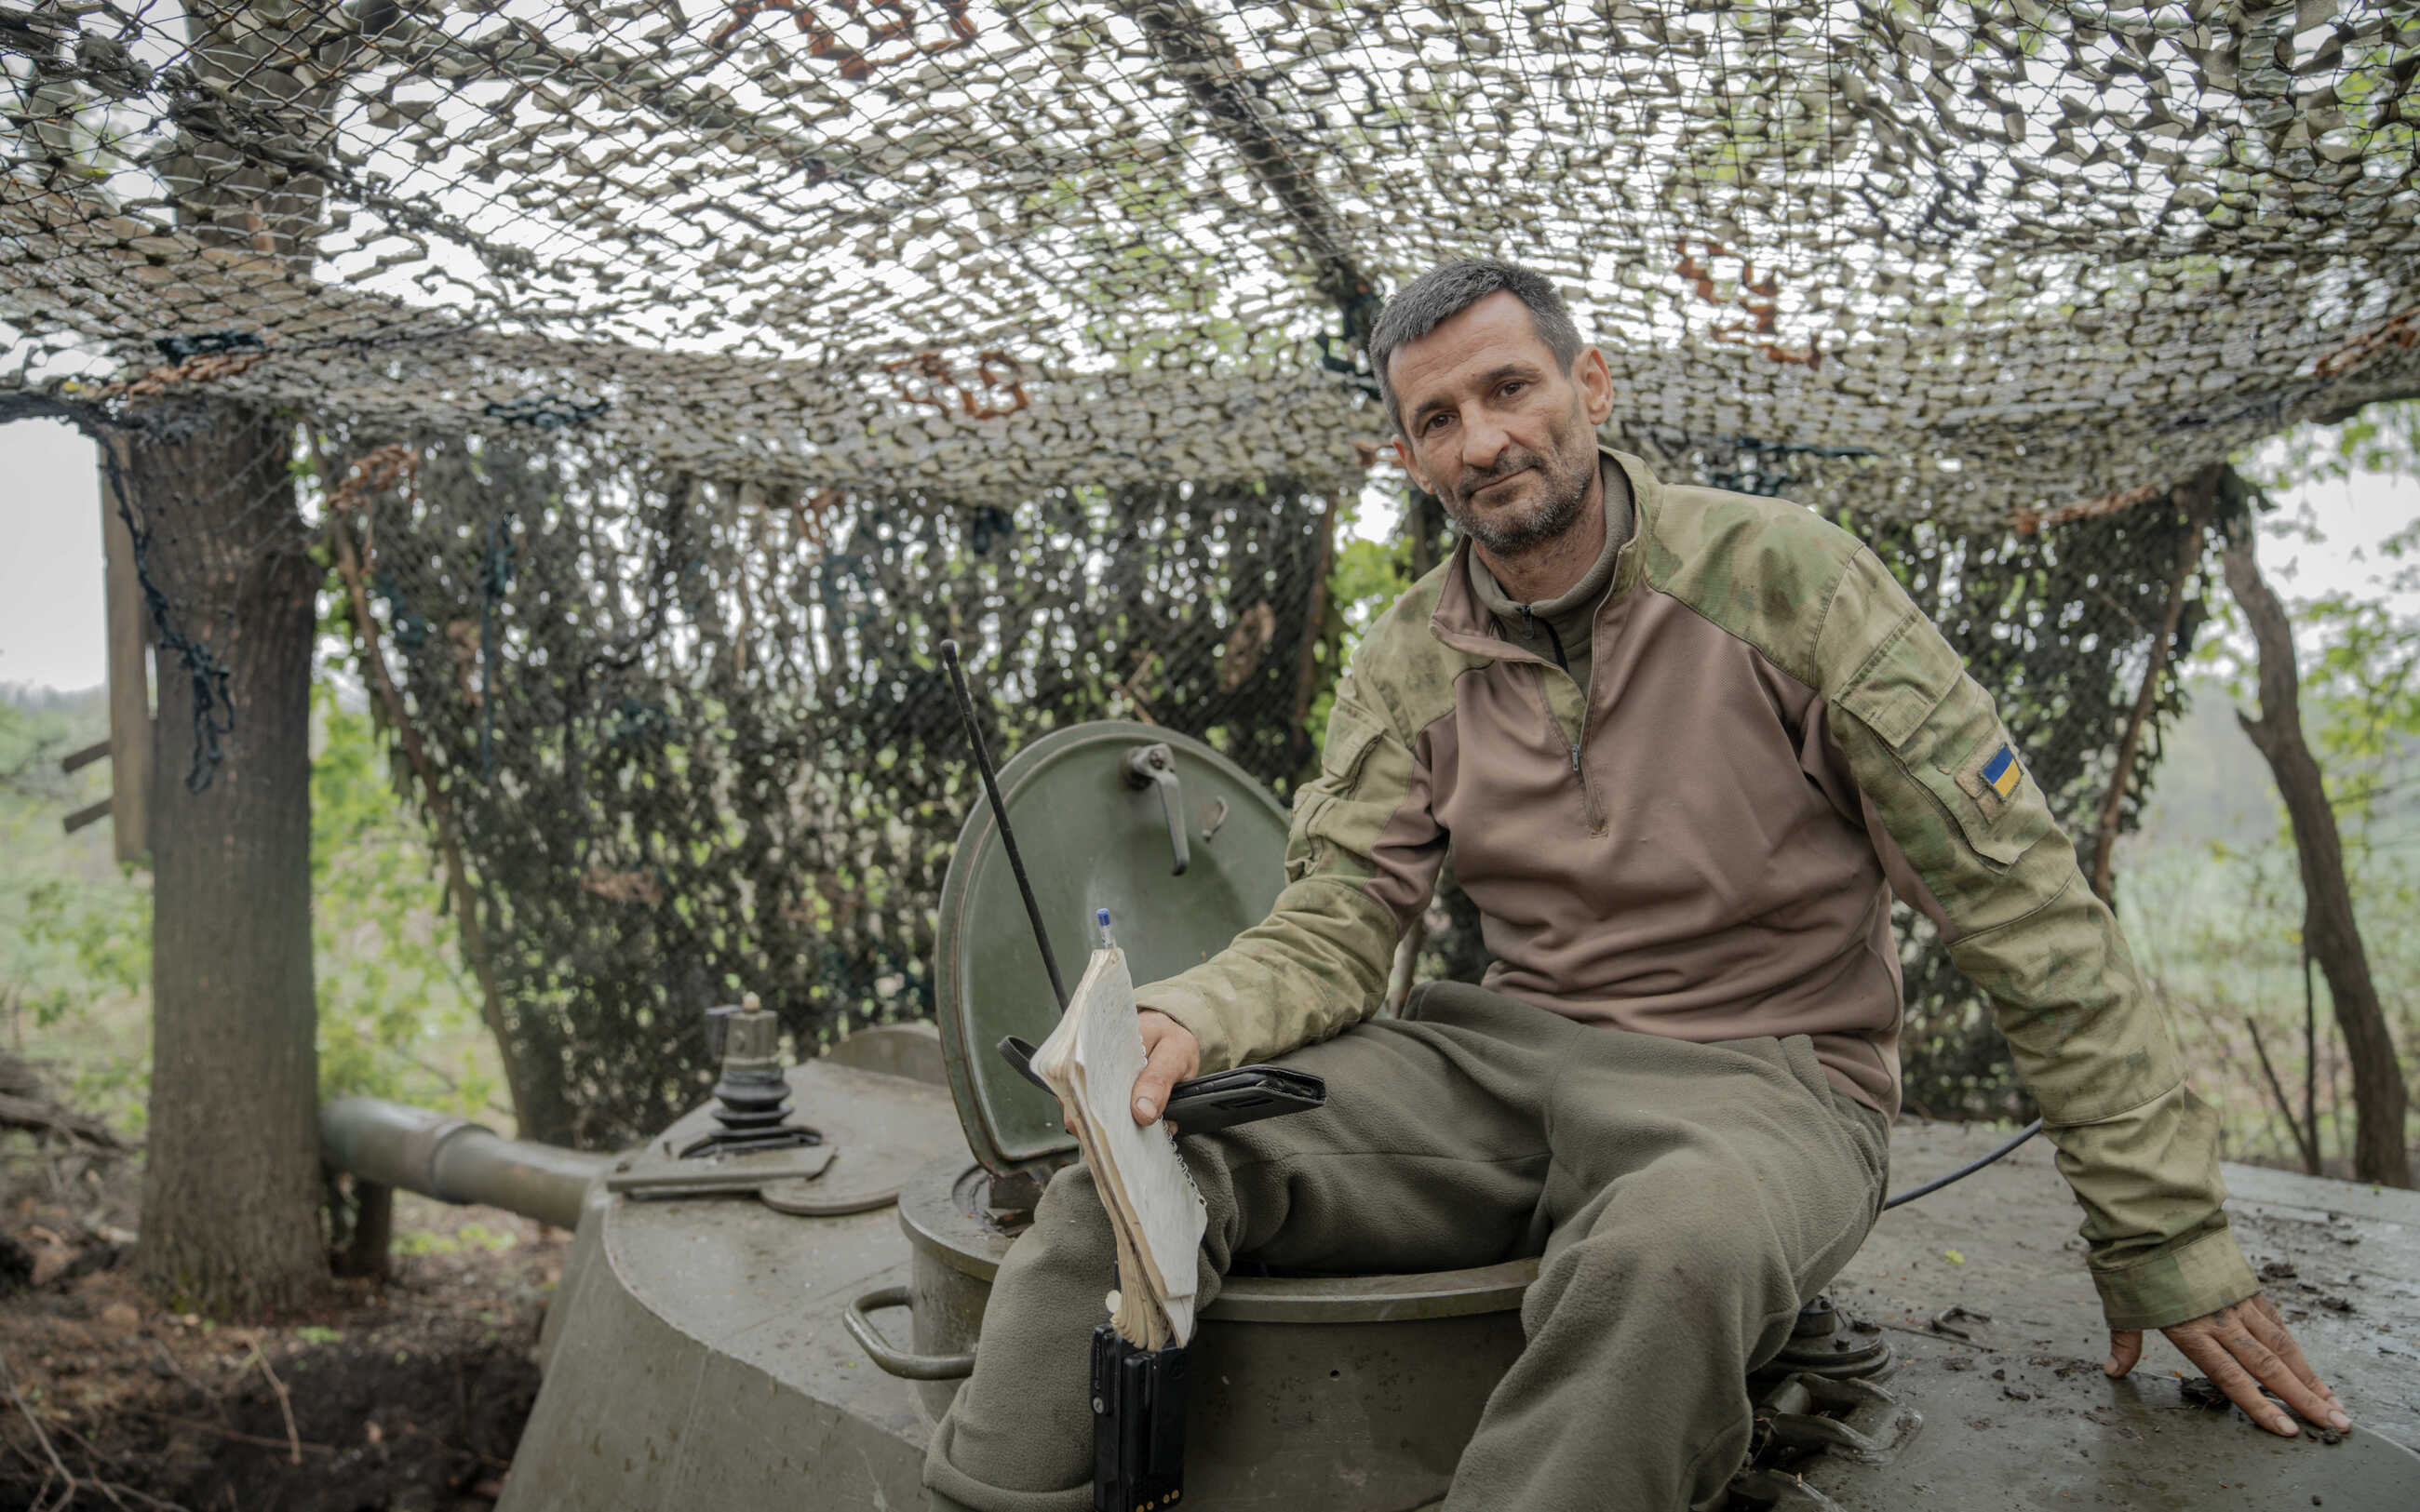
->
[[5, 415, 2417, 695]]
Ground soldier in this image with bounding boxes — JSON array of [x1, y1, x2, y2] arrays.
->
[[924, 260, 2347, 1511]]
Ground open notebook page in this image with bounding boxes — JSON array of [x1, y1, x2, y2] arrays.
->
[[1030, 943, 1206, 1345]]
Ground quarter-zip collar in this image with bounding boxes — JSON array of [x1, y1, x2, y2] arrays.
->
[[1468, 458, 1633, 680], [1430, 448, 1660, 666]]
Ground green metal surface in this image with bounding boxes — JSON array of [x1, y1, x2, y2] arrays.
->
[[493, 1060, 2420, 1510], [1801, 1124, 2420, 1508], [500, 1060, 967, 1512], [934, 719, 1290, 1176]]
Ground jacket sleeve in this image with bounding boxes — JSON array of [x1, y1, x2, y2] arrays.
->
[[1133, 662, 1445, 1074], [1814, 546, 2260, 1332]]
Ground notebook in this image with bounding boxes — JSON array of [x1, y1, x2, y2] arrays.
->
[[1028, 943, 1207, 1347]]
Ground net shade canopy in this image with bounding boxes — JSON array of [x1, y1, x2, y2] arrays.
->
[[5, 0, 2417, 520]]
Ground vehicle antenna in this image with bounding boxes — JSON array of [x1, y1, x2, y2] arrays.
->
[[938, 639, 1069, 1012]]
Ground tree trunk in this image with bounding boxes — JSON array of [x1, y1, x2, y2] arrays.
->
[[120, 0, 372, 1315], [2219, 512, 2412, 1189], [128, 397, 330, 1314]]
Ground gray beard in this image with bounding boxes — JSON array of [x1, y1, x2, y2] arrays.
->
[[1445, 449, 1594, 558]]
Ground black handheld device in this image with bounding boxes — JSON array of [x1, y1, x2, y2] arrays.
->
[[1092, 1325, 1188, 1511], [997, 1036, 1326, 1134]]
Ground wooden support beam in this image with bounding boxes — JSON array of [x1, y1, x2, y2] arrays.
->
[[97, 434, 153, 866], [58, 738, 111, 775], [62, 796, 114, 836]]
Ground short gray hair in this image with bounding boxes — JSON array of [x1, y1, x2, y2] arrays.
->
[[1367, 260, 1585, 435]]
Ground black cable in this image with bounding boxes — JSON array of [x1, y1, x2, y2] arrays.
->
[[1883, 1118, 2044, 1211], [938, 639, 1068, 1012]]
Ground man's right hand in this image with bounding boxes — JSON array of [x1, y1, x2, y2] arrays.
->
[[1131, 1010, 1201, 1124], [1060, 1010, 1201, 1135]]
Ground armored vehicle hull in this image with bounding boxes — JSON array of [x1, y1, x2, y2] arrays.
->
[[330, 723, 2416, 1509], [457, 1031, 2420, 1512]]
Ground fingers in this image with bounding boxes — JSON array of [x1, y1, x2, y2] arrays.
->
[[2168, 1323, 2296, 1437], [2165, 1298, 2353, 1438], [1130, 1011, 1200, 1125], [2242, 1294, 2352, 1431], [2103, 1330, 2142, 1379], [1131, 1037, 1183, 1124], [2245, 1292, 2336, 1408]]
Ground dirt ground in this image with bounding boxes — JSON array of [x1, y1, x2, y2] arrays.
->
[[0, 1136, 563, 1512]]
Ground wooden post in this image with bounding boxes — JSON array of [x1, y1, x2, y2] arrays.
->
[[333, 1179, 394, 1280], [97, 433, 153, 866]]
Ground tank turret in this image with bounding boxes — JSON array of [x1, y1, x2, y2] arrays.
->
[[320, 722, 2420, 1510]]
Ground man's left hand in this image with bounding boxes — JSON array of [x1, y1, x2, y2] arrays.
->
[[2104, 1291, 2350, 1437]]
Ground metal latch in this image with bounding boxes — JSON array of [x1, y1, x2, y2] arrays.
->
[[1123, 743, 1190, 876]]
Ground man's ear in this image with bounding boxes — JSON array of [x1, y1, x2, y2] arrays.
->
[[1391, 434, 1433, 495], [1575, 346, 1614, 427]]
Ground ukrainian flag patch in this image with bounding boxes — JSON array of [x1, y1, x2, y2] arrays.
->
[[1982, 743, 2021, 800]]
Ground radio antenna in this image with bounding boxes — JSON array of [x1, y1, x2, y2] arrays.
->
[[939, 640, 1069, 1011]]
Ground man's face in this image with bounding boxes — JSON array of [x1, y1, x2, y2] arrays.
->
[[1387, 291, 1613, 558]]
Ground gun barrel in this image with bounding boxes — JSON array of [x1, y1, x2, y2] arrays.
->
[[320, 1097, 610, 1230]]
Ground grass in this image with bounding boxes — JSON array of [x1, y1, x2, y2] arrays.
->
[[2118, 837, 2420, 1174], [2, 683, 511, 1144], [2114, 680, 2420, 1174]]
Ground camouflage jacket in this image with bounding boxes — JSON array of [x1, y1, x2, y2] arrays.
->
[[1140, 450, 2259, 1331]]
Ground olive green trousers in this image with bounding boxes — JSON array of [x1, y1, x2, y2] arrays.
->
[[924, 983, 1889, 1512]]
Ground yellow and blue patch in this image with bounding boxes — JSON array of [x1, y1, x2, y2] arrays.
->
[[1982, 743, 2021, 800]]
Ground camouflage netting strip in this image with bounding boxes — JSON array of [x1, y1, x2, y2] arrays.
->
[[7, 1, 2420, 522], [312, 423, 1343, 1144], [3, 0, 2395, 1138]]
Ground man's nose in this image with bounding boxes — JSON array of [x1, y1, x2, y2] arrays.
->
[[1459, 414, 1511, 473]]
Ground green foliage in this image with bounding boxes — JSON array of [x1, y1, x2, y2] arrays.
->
[[1, 671, 504, 1142], [308, 678, 499, 1120], [2124, 832, 2420, 1171], [1304, 517, 1419, 754], [394, 1222, 516, 1257], [0, 691, 152, 1130], [2195, 479, 2420, 847], [2296, 522, 2420, 816], [17, 872, 150, 1028], [2241, 400, 2420, 493]]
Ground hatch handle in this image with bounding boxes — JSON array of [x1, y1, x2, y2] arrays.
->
[[844, 1285, 975, 1380], [1123, 743, 1190, 876]]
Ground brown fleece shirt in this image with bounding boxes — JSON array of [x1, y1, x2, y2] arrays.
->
[[1465, 458, 1634, 695]]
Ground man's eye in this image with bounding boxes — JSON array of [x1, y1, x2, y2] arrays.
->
[[1424, 413, 1451, 433], [1500, 381, 1526, 398]]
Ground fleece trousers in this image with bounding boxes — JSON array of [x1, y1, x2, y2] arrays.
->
[[923, 982, 1889, 1512]]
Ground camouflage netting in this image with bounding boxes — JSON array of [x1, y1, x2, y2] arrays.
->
[[7, 1, 2419, 512], [5, 0, 2413, 1137], [315, 426, 1339, 1144]]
